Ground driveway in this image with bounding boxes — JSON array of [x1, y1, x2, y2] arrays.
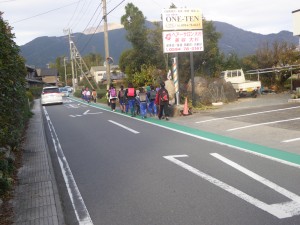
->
[[172, 93, 300, 154]]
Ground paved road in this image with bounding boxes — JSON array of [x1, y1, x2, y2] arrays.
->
[[172, 93, 300, 154], [42, 96, 300, 225]]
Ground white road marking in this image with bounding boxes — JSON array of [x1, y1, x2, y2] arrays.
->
[[164, 155, 300, 219], [211, 153, 300, 202], [108, 120, 140, 134], [196, 106, 300, 123], [69, 97, 300, 169], [227, 117, 300, 131], [43, 107, 94, 225], [83, 110, 103, 115], [69, 110, 102, 118], [282, 137, 300, 143]]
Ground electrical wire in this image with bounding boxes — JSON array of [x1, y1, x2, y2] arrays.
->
[[73, 2, 102, 50], [11, 1, 80, 24], [106, 0, 126, 16], [65, 0, 83, 28], [69, 0, 89, 30], [78, 17, 104, 53], [78, 0, 126, 53], [72, 0, 100, 32]]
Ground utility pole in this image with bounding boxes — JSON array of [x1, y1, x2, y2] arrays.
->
[[63, 57, 68, 85], [66, 29, 76, 92], [102, 0, 111, 90]]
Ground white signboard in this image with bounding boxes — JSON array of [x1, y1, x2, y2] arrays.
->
[[162, 8, 202, 31], [292, 9, 300, 36], [163, 30, 204, 53]]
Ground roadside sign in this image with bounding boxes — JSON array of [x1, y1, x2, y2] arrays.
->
[[163, 30, 204, 53], [292, 9, 300, 36], [162, 8, 202, 31]]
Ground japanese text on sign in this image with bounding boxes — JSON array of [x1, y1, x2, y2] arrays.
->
[[162, 8, 202, 31], [163, 30, 204, 53]]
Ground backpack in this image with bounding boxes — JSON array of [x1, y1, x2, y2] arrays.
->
[[149, 90, 156, 100], [139, 92, 147, 102], [160, 89, 169, 102], [110, 88, 117, 98], [127, 88, 135, 97], [119, 89, 125, 98]]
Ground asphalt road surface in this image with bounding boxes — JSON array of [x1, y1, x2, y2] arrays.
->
[[42, 96, 300, 225]]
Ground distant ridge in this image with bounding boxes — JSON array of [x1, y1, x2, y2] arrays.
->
[[83, 23, 124, 35], [20, 21, 299, 67]]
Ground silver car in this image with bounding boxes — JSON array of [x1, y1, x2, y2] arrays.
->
[[41, 86, 63, 105], [59, 87, 70, 97]]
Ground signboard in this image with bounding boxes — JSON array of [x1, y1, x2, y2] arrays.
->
[[292, 9, 300, 36], [163, 30, 204, 53], [162, 8, 202, 31]]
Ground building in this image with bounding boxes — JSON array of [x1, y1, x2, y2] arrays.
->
[[89, 65, 125, 84], [36, 68, 59, 86], [25, 65, 43, 88]]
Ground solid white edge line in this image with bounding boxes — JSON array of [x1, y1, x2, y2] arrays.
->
[[70, 97, 300, 169], [108, 120, 140, 134], [43, 107, 94, 225]]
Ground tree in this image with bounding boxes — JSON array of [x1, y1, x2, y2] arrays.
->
[[120, 3, 159, 75], [0, 12, 29, 149], [178, 19, 223, 83], [253, 41, 299, 89]]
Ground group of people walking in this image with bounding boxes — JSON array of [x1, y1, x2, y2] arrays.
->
[[107, 82, 170, 120], [81, 87, 97, 103]]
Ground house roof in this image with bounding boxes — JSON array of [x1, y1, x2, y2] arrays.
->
[[90, 65, 119, 72], [37, 68, 58, 76]]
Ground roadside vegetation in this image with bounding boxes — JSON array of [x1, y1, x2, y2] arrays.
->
[[0, 12, 32, 221]]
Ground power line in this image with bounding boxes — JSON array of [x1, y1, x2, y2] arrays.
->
[[73, 2, 103, 47], [81, 3, 103, 34], [66, 0, 83, 28], [11, 1, 80, 24], [107, 0, 126, 16], [71, 0, 95, 31], [79, 18, 104, 53]]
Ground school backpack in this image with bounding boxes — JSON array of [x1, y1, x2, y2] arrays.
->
[[127, 88, 135, 97], [160, 89, 169, 102], [149, 90, 156, 100], [110, 88, 117, 98], [119, 89, 125, 98], [139, 92, 147, 102]]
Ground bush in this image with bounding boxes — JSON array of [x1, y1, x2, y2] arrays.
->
[[26, 91, 34, 102], [28, 86, 43, 99], [0, 177, 12, 195]]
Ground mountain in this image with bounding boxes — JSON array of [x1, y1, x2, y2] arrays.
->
[[20, 21, 299, 68], [214, 21, 299, 57]]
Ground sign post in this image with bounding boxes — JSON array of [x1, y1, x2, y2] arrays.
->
[[162, 8, 204, 106]]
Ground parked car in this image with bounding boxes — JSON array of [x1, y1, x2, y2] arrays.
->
[[59, 87, 70, 97], [41, 86, 63, 105], [65, 86, 73, 93]]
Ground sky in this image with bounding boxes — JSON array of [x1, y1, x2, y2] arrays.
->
[[1, 0, 299, 46]]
